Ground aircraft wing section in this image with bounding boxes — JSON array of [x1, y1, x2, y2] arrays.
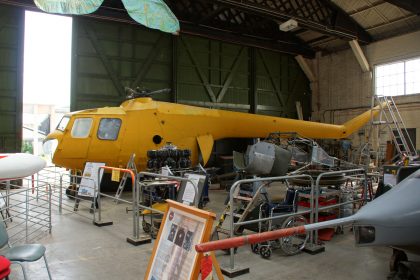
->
[[34, 0, 103, 14], [197, 134, 214, 166]]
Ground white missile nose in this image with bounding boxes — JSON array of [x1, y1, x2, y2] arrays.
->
[[20, 153, 47, 170], [0, 153, 47, 181]]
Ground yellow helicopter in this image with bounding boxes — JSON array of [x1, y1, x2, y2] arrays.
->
[[43, 87, 383, 171]]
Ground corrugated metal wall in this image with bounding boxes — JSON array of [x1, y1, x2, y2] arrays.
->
[[72, 18, 310, 119], [71, 17, 172, 111], [256, 49, 310, 118], [0, 5, 23, 153], [176, 36, 250, 110], [174, 35, 310, 117]]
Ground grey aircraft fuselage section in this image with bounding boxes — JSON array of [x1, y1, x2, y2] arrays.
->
[[194, 167, 420, 264], [352, 169, 420, 254]]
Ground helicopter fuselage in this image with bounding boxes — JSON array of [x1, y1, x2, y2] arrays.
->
[[44, 97, 382, 171]]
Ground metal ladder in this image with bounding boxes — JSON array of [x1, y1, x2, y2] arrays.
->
[[374, 95, 417, 159], [212, 182, 266, 240], [114, 154, 137, 202]]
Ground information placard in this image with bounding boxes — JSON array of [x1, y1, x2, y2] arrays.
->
[[78, 162, 105, 197], [145, 200, 216, 280]]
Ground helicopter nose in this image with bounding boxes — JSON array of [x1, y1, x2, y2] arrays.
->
[[42, 138, 58, 158]]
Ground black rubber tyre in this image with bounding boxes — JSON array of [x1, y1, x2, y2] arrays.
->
[[259, 246, 272, 259], [142, 220, 151, 233], [65, 187, 77, 199], [279, 215, 308, 256], [251, 244, 260, 254]]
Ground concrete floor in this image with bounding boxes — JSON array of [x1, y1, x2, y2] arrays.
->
[[9, 189, 393, 280]]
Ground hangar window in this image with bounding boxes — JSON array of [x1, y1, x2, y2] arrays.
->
[[98, 118, 122, 140], [71, 118, 93, 138], [375, 57, 420, 96]]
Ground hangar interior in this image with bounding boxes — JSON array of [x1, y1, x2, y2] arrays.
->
[[0, 0, 419, 279]]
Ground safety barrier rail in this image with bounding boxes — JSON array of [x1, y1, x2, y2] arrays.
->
[[223, 169, 369, 272], [34, 166, 200, 246], [227, 174, 315, 271], [0, 178, 52, 245], [134, 172, 198, 241], [95, 166, 140, 243], [36, 168, 88, 218], [92, 169, 199, 245], [314, 169, 367, 242]]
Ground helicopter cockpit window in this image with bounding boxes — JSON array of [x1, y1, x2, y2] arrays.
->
[[71, 118, 93, 138], [98, 118, 122, 140], [56, 116, 70, 131]]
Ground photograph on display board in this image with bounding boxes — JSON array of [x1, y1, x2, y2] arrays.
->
[[146, 203, 208, 280]]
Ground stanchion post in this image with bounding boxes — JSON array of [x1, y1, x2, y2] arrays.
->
[[309, 178, 314, 244], [363, 171, 368, 205], [6, 181, 10, 213], [59, 175, 63, 214], [127, 172, 151, 245], [97, 180, 102, 222], [135, 177, 140, 239], [93, 167, 113, 227], [302, 173, 325, 255], [25, 186, 29, 243], [48, 183, 52, 233], [132, 174, 137, 238], [93, 181, 97, 223]]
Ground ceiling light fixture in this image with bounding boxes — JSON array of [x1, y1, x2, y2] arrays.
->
[[279, 19, 298, 32]]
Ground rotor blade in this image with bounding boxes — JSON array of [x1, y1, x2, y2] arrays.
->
[[34, 0, 104, 14], [121, 0, 180, 34]]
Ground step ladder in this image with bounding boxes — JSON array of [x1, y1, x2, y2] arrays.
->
[[114, 154, 137, 203], [212, 182, 266, 240], [357, 142, 371, 166], [374, 95, 417, 159]]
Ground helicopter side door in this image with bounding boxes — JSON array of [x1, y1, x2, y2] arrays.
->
[[58, 117, 94, 159], [87, 116, 125, 167]]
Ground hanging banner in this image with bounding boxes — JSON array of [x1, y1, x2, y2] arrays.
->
[[122, 0, 180, 34], [34, 0, 103, 14], [34, 0, 180, 34]]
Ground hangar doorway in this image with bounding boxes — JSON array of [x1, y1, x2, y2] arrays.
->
[[23, 11, 72, 159]]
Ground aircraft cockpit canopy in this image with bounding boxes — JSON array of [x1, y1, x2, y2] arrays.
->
[[56, 116, 70, 131]]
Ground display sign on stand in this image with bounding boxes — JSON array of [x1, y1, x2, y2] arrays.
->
[[78, 162, 105, 197], [145, 200, 223, 280], [177, 173, 207, 207], [74, 162, 105, 211]]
